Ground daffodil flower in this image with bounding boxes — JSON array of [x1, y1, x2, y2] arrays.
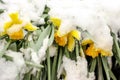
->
[[1, 12, 38, 40], [82, 39, 111, 58], [50, 17, 61, 28], [51, 17, 80, 52]]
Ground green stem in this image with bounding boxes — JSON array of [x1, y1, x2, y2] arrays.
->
[[4, 40, 12, 50], [36, 71, 41, 80], [80, 45, 85, 57], [25, 61, 44, 68], [101, 57, 117, 80], [89, 58, 96, 72], [41, 63, 47, 80], [65, 47, 70, 58], [47, 49, 51, 80], [109, 69, 117, 80], [113, 34, 120, 58], [23, 69, 32, 80], [111, 32, 120, 58], [97, 56, 104, 80], [52, 53, 58, 80], [75, 41, 79, 58], [57, 47, 63, 70], [101, 57, 110, 80]]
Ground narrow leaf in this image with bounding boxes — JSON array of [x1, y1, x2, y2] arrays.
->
[[35, 25, 51, 51], [97, 56, 104, 80], [25, 61, 44, 69], [109, 69, 117, 80], [111, 32, 120, 58], [89, 58, 96, 72], [101, 57, 110, 80], [48, 25, 54, 46]]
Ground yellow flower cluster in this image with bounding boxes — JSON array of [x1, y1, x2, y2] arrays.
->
[[50, 17, 111, 57], [1, 12, 38, 40]]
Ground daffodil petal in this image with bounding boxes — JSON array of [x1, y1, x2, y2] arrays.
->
[[81, 39, 93, 46], [85, 44, 99, 58], [54, 32, 67, 46], [98, 49, 111, 56], [4, 21, 13, 33], [24, 23, 38, 31], [7, 25, 24, 40], [9, 12, 22, 24], [8, 29, 24, 40], [70, 30, 80, 40], [68, 36, 75, 52], [50, 17, 61, 27]]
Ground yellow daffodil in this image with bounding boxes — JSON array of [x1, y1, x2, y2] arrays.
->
[[85, 44, 99, 58], [54, 31, 67, 46], [97, 48, 111, 56], [67, 30, 80, 51], [81, 39, 93, 46], [51, 17, 80, 52], [1, 12, 38, 40], [82, 39, 111, 58], [50, 17, 61, 27]]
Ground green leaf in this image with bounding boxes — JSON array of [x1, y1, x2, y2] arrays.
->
[[29, 40, 35, 49], [23, 71, 32, 80], [0, 9, 4, 14], [89, 58, 97, 72], [97, 56, 104, 80], [34, 25, 51, 51], [36, 71, 41, 80], [57, 47, 63, 70], [111, 32, 120, 59], [52, 53, 58, 80], [3, 54, 13, 61], [101, 57, 110, 80], [29, 30, 42, 49], [23, 74, 31, 80], [9, 43, 17, 51], [46, 49, 51, 80], [31, 75, 37, 80], [101, 56, 117, 80], [64, 47, 70, 58], [111, 32, 120, 66], [0, 34, 8, 40], [25, 61, 44, 68], [41, 14, 49, 19], [109, 69, 117, 80], [48, 25, 54, 46], [80, 45, 85, 57], [0, 40, 12, 58], [43, 5, 50, 14], [41, 64, 47, 80]]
